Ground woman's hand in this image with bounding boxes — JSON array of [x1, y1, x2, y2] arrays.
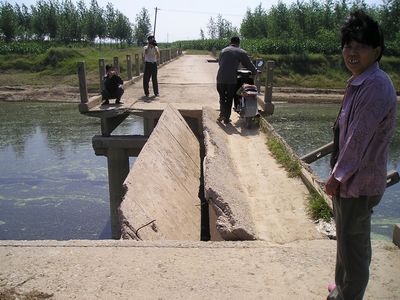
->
[[325, 174, 340, 196]]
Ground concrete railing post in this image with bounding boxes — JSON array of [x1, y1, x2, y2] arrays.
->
[[255, 58, 264, 92], [107, 148, 130, 239], [126, 54, 132, 80], [263, 60, 275, 115], [113, 56, 119, 73], [99, 59, 105, 92], [394, 224, 400, 247], [264, 60, 275, 103], [135, 54, 140, 76], [78, 61, 88, 104]]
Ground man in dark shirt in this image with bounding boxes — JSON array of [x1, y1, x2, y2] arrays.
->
[[216, 36, 257, 124], [101, 65, 124, 105]]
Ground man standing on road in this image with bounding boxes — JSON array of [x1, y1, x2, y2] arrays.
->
[[143, 35, 160, 98], [216, 36, 257, 124]]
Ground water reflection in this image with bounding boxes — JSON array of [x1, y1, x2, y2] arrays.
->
[[0, 102, 141, 240], [268, 103, 400, 240]]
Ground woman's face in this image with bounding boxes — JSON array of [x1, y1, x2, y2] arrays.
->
[[342, 40, 381, 77]]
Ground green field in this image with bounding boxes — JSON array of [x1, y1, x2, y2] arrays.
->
[[0, 45, 399, 92]]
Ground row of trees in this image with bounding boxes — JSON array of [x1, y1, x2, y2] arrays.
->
[[0, 0, 152, 45], [189, 0, 399, 55], [202, 15, 238, 40], [238, 0, 399, 43], [1, 0, 399, 54]]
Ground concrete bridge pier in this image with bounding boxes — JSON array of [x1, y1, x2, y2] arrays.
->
[[107, 148, 129, 239], [143, 117, 157, 136], [92, 135, 148, 239]]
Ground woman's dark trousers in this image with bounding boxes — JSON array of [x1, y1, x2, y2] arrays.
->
[[330, 195, 382, 300]]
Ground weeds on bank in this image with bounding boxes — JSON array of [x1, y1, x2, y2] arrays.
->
[[261, 118, 333, 221], [307, 190, 333, 222], [266, 136, 301, 178]]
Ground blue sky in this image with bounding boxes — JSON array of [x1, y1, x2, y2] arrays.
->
[[9, 0, 384, 42]]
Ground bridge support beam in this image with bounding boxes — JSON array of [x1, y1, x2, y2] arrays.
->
[[107, 148, 129, 239], [143, 117, 157, 136], [92, 135, 148, 239], [101, 113, 130, 136]]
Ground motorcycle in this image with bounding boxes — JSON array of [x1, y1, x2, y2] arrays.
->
[[234, 61, 263, 128]]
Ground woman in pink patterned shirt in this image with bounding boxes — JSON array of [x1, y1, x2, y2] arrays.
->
[[325, 10, 397, 300]]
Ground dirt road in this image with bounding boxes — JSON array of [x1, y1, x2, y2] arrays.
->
[[225, 115, 322, 243]]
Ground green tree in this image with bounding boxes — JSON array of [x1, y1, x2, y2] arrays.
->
[[47, 0, 58, 40], [0, 2, 18, 41], [207, 16, 217, 39], [269, 1, 291, 38], [215, 14, 236, 39], [83, 0, 101, 42], [104, 2, 116, 40], [96, 7, 107, 42], [58, 0, 82, 42], [14, 3, 31, 40], [380, 0, 400, 41], [200, 28, 205, 39], [113, 11, 132, 44], [240, 4, 269, 39], [290, 0, 307, 38], [333, 0, 349, 28], [133, 7, 151, 46], [31, 0, 49, 40]]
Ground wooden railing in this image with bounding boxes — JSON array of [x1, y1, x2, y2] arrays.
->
[[301, 142, 399, 188], [77, 48, 182, 114]]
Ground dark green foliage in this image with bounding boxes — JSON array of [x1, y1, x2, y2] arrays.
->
[[42, 47, 82, 68], [173, 38, 399, 56], [0, 0, 134, 44], [307, 191, 333, 221], [0, 41, 49, 55], [172, 1, 400, 56], [171, 39, 230, 52], [266, 136, 302, 178]]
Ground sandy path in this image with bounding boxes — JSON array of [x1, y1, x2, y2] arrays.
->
[[226, 114, 323, 243]]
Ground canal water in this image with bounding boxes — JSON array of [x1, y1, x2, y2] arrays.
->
[[268, 103, 400, 240], [0, 102, 399, 240], [0, 102, 141, 240]]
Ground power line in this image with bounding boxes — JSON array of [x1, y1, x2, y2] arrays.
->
[[157, 8, 243, 18]]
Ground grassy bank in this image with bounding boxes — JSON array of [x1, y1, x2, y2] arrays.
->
[[262, 122, 333, 222], [0, 46, 399, 92], [255, 53, 400, 89], [0, 46, 143, 92]]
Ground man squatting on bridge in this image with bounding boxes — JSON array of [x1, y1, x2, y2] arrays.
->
[[324, 10, 397, 300], [101, 65, 124, 105], [216, 36, 257, 124], [143, 35, 160, 98]]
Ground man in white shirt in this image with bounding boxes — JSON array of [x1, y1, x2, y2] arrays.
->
[[143, 35, 160, 97]]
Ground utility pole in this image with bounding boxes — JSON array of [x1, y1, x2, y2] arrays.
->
[[153, 7, 158, 37]]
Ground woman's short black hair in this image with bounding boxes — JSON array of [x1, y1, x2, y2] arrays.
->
[[341, 10, 384, 61]]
